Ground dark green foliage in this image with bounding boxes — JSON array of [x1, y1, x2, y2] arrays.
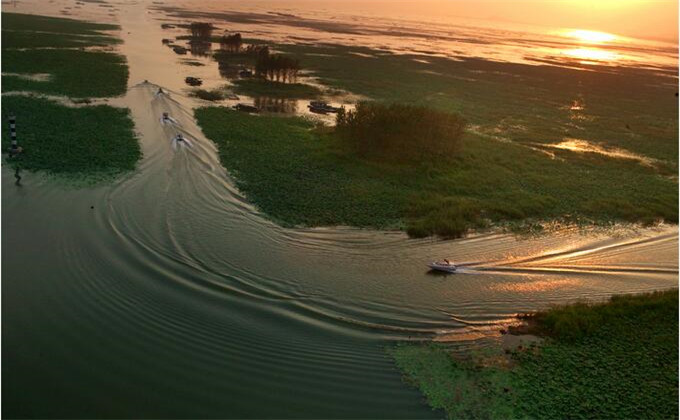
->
[[335, 102, 466, 162], [2, 96, 140, 175], [392, 290, 678, 419], [2, 49, 129, 98], [524, 289, 679, 342], [231, 79, 322, 99]]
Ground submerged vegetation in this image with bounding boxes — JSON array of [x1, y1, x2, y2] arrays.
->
[[392, 290, 679, 419], [1, 12, 139, 177], [196, 105, 676, 237]]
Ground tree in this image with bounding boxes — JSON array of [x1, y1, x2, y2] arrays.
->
[[219, 33, 242, 53], [189, 22, 213, 40], [255, 54, 300, 83], [335, 102, 466, 162]]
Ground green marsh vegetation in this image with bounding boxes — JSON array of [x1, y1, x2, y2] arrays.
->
[[391, 289, 679, 419], [231, 79, 322, 99], [186, 34, 678, 236], [2, 13, 128, 98], [276, 43, 678, 165], [2, 96, 140, 175], [1, 13, 139, 177], [196, 104, 676, 237]]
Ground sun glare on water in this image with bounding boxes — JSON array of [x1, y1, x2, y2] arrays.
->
[[563, 47, 619, 62], [556, 29, 622, 63]]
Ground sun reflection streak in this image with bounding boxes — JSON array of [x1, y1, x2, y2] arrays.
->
[[563, 48, 619, 62], [488, 278, 582, 293]]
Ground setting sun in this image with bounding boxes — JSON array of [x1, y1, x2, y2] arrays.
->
[[563, 29, 618, 44]]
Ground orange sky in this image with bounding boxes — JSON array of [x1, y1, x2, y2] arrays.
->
[[308, 0, 679, 42]]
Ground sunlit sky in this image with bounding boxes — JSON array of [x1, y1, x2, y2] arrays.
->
[[296, 0, 678, 42]]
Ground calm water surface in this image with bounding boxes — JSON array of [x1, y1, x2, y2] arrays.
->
[[3, 1, 678, 418]]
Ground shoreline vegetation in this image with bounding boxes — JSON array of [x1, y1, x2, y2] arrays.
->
[[179, 20, 677, 238], [1, 13, 139, 178], [391, 289, 679, 419]]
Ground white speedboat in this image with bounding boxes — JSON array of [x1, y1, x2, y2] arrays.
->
[[428, 260, 457, 273]]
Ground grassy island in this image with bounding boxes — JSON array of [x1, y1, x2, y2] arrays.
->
[[391, 289, 679, 419], [231, 79, 323, 99], [1, 13, 139, 178], [196, 104, 676, 237]]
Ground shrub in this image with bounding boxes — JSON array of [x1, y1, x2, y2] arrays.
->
[[335, 101, 466, 162], [192, 88, 226, 101]]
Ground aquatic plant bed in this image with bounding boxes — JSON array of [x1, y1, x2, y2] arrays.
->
[[2, 96, 140, 176], [391, 290, 679, 419], [231, 79, 322, 99], [2, 13, 139, 177], [2, 13, 128, 98], [195, 107, 676, 237], [2, 12, 119, 36]]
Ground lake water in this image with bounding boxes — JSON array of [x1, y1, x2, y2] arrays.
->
[[3, 1, 678, 417]]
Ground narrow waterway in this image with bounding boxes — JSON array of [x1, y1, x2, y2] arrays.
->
[[3, 1, 678, 418]]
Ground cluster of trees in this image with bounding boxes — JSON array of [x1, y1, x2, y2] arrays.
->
[[219, 33, 242, 52], [335, 102, 467, 162], [255, 54, 301, 83], [189, 22, 214, 40]]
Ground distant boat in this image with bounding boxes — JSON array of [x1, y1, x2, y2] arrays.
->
[[233, 103, 259, 113], [308, 101, 342, 113], [428, 260, 457, 273], [185, 76, 202, 86]]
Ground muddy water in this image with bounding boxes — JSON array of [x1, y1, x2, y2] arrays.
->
[[2, 1, 678, 418]]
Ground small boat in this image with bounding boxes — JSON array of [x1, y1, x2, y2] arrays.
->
[[172, 46, 188, 55], [308, 101, 342, 113], [185, 76, 203, 86], [160, 112, 178, 125], [233, 103, 259, 113], [427, 260, 457, 273]]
